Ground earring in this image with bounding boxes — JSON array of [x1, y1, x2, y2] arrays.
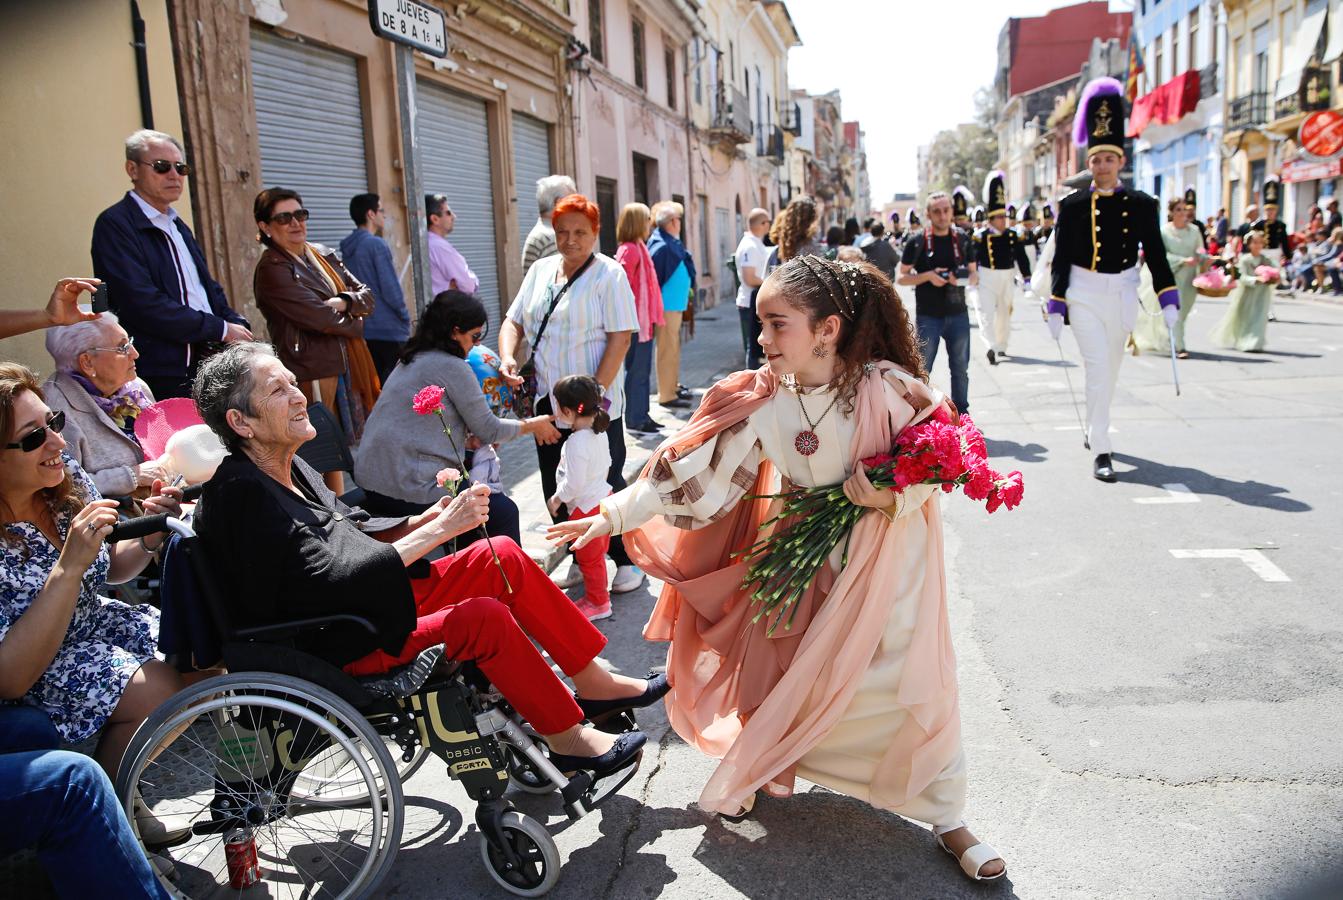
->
[[812, 344, 830, 359]]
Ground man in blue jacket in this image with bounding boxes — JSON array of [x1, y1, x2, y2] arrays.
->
[[340, 193, 411, 383], [91, 130, 251, 399], [647, 201, 697, 410]]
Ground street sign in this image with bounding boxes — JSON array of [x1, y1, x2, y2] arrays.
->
[[367, 0, 447, 58], [1298, 109, 1343, 162]]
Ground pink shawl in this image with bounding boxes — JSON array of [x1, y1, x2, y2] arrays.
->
[[616, 240, 665, 341], [624, 364, 961, 815]]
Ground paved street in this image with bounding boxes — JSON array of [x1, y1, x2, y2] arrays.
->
[[381, 290, 1343, 899]]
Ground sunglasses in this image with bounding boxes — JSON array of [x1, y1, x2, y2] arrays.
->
[[137, 159, 192, 176], [464, 324, 488, 343], [269, 209, 311, 225], [6, 410, 65, 453], [86, 336, 135, 357]]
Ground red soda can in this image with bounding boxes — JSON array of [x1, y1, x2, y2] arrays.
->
[[224, 827, 263, 888]]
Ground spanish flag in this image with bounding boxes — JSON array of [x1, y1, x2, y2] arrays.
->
[[1124, 36, 1145, 103]]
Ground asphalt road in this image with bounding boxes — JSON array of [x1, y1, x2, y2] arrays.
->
[[381, 287, 1343, 900]]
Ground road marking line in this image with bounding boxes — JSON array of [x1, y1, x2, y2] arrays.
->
[[1134, 483, 1199, 504], [1169, 549, 1291, 582]]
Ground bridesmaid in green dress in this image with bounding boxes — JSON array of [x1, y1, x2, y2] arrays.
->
[[1210, 230, 1273, 352], [1134, 197, 1204, 356]]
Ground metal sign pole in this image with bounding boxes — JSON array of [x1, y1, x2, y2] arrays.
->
[[395, 44, 432, 317]]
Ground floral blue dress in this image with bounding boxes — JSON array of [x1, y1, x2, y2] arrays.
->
[[0, 454, 159, 742]]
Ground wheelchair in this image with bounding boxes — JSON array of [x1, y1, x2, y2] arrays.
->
[[110, 513, 645, 898]]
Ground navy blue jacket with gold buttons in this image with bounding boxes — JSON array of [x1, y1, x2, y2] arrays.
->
[[972, 227, 1032, 278], [1048, 184, 1178, 308]]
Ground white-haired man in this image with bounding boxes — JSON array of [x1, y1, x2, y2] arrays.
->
[[522, 174, 578, 277], [647, 201, 696, 409]]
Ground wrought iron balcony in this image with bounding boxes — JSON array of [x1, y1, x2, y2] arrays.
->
[[708, 84, 753, 145], [1273, 66, 1332, 120], [1227, 91, 1269, 130]]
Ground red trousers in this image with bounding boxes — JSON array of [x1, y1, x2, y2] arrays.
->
[[570, 504, 611, 606], [344, 537, 606, 734]]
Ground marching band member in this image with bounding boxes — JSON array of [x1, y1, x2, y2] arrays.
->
[[972, 172, 1031, 364]]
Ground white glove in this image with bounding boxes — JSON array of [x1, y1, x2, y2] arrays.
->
[[1162, 305, 1179, 329], [1047, 313, 1064, 341]]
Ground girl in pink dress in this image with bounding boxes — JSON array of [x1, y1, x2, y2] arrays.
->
[[550, 256, 1006, 881]]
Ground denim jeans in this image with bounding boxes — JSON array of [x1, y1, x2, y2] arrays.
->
[[738, 294, 763, 369], [623, 337, 654, 425], [916, 312, 971, 414], [0, 707, 168, 899]]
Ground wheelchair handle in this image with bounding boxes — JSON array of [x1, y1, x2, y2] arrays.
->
[[106, 514, 196, 543]]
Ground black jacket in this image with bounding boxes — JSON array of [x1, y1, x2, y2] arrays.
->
[[1049, 186, 1176, 302], [195, 453, 414, 667], [972, 227, 1032, 278]]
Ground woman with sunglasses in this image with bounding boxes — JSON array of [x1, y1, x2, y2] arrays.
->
[[0, 363, 193, 804], [354, 291, 558, 545], [252, 188, 379, 490], [41, 313, 167, 502]]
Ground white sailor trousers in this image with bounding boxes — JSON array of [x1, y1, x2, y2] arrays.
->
[[1066, 265, 1139, 455], [975, 268, 1016, 353]]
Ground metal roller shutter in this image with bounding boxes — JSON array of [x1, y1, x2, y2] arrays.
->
[[417, 82, 500, 319], [250, 29, 368, 249], [511, 113, 553, 252]]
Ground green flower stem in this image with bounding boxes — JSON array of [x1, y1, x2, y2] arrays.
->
[[435, 408, 514, 594]]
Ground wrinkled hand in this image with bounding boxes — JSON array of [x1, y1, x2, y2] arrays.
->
[[1162, 305, 1179, 329], [136, 460, 168, 488], [1047, 313, 1065, 341], [46, 278, 101, 327], [61, 499, 120, 572], [433, 484, 491, 540], [223, 322, 253, 343], [842, 467, 893, 510], [547, 514, 612, 551]]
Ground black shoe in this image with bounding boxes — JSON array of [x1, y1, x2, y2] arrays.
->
[[1093, 453, 1117, 482], [627, 419, 663, 435], [676, 384, 692, 399], [659, 397, 691, 410], [576, 673, 671, 721], [548, 730, 647, 776], [987, 349, 998, 366]]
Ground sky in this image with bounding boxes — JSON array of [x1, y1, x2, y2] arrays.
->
[[785, 0, 1130, 202]]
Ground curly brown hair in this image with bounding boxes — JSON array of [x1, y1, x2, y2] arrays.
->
[[769, 196, 819, 261], [765, 256, 928, 413], [0, 363, 85, 548]]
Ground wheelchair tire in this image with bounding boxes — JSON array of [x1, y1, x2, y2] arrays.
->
[[479, 810, 561, 897], [116, 672, 403, 900], [290, 740, 429, 807]]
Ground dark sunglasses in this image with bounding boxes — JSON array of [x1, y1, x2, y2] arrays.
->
[[137, 159, 192, 176], [5, 410, 65, 453], [269, 209, 311, 225], [470, 324, 488, 343]]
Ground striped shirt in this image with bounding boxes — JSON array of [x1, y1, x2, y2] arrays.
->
[[506, 253, 639, 420]]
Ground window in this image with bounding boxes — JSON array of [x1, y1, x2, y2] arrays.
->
[[665, 45, 676, 110], [595, 177, 617, 256], [632, 18, 646, 90], [1278, 11, 1295, 79], [1171, 24, 1180, 76], [632, 153, 654, 206], [692, 39, 701, 105], [1154, 34, 1164, 86], [755, 65, 763, 155], [1252, 23, 1269, 94], [1189, 7, 1199, 71], [588, 0, 605, 65]]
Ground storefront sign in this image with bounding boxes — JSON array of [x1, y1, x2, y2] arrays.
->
[[1298, 109, 1343, 161], [367, 0, 446, 57], [1281, 156, 1343, 183]]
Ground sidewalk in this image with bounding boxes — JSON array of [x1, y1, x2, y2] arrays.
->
[[494, 302, 744, 567]]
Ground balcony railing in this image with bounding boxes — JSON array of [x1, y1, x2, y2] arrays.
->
[[708, 84, 753, 145], [1274, 65, 1332, 120], [767, 125, 786, 165], [1227, 91, 1269, 130]]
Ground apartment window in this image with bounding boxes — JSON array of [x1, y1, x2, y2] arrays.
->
[[1171, 24, 1180, 76], [1252, 23, 1269, 94], [1233, 37, 1244, 91], [1189, 7, 1199, 71], [632, 18, 646, 90], [1154, 34, 1164, 85], [1279, 11, 1295, 78], [692, 39, 702, 105], [588, 0, 605, 65], [665, 45, 677, 110], [595, 177, 617, 256], [632, 153, 655, 206]]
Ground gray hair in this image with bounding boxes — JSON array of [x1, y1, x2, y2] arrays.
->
[[654, 201, 684, 227], [45, 312, 120, 373], [192, 342, 276, 453], [536, 175, 577, 216], [125, 129, 184, 161]]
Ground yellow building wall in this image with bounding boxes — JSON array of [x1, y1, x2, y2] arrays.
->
[[0, 0, 189, 375]]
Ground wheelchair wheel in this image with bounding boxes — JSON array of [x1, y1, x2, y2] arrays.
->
[[116, 673, 402, 900], [291, 740, 429, 806], [505, 729, 557, 795], [479, 810, 561, 897]]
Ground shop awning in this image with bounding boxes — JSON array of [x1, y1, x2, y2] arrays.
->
[[1277, 6, 1328, 101], [1127, 70, 1201, 137], [1325, 0, 1343, 64]]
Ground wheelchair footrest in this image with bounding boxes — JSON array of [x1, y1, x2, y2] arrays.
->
[[560, 749, 644, 816], [356, 646, 444, 698]]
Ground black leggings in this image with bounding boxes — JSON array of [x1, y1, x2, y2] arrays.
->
[[535, 396, 632, 567]]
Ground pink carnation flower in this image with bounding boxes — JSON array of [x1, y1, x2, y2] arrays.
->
[[436, 467, 462, 488], [996, 471, 1025, 510], [412, 385, 445, 416]]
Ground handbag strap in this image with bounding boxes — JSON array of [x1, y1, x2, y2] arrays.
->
[[533, 253, 596, 352]]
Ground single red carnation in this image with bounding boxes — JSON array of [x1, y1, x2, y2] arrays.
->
[[412, 384, 445, 416]]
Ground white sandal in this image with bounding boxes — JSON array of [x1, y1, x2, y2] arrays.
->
[[933, 821, 1006, 881]]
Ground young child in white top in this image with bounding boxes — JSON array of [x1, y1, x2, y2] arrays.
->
[[548, 374, 614, 620]]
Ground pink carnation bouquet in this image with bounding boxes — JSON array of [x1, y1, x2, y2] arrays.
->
[[412, 384, 513, 592], [1192, 267, 1236, 291], [1253, 264, 1281, 284], [738, 408, 1022, 633]]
